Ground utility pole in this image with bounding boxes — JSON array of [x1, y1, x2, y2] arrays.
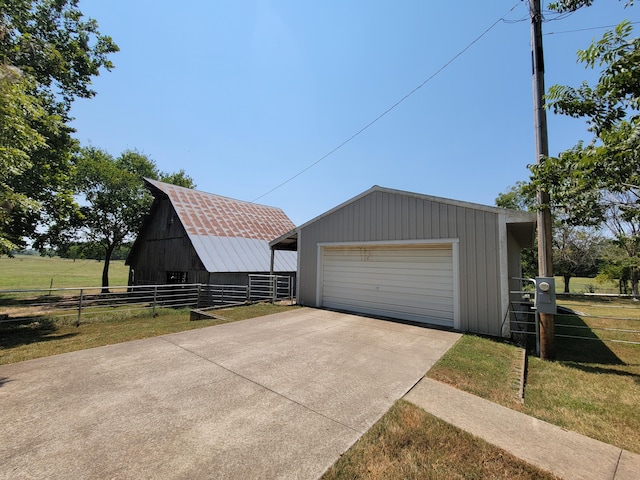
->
[[530, 0, 555, 360]]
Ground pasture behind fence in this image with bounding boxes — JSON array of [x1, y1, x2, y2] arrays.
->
[[0, 275, 294, 325]]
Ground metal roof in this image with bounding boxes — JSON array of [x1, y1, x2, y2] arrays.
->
[[191, 236, 297, 273], [144, 178, 297, 273]]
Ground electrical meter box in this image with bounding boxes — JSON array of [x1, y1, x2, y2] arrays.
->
[[535, 277, 556, 314]]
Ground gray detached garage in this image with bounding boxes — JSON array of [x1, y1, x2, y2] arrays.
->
[[270, 186, 536, 337]]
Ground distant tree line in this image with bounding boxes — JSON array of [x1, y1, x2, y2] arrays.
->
[[56, 241, 132, 262]]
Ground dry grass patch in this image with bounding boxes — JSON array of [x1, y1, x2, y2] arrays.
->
[[322, 400, 559, 480]]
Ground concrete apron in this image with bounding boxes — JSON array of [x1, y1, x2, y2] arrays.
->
[[0, 308, 461, 480]]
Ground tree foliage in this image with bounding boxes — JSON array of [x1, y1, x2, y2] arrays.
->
[[0, 0, 119, 114], [67, 148, 195, 290], [549, 0, 633, 12], [0, 65, 48, 253], [496, 183, 603, 285], [0, 0, 118, 253]]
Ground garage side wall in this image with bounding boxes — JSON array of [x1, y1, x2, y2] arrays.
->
[[297, 190, 503, 335]]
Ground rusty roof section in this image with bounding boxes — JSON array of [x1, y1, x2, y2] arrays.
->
[[144, 178, 295, 241]]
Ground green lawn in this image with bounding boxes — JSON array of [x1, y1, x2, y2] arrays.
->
[[0, 255, 129, 290], [555, 276, 619, 294]]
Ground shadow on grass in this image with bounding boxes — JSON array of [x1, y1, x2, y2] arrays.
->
[[561, 362, 640, 383], [0, 318, 78, 350], [0, 295, 66, 308], [555, 311, 624, 365]]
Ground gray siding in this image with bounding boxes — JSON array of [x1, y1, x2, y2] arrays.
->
[[297, 189, 506, 336]]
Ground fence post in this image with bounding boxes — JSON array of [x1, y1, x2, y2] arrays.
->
[[289, 276, 293, 303], [270, 275, 275, 304], [197, 284, 201, 308], [153, 285, 157, 316], [76, 289, 83, 327]]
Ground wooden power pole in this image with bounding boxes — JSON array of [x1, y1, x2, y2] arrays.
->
[[530, 0, 555, 360]]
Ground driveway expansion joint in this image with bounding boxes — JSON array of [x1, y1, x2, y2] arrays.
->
[[159, 336, 364, 435]]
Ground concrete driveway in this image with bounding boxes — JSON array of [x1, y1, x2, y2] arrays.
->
[[0, 308, 461, 479]]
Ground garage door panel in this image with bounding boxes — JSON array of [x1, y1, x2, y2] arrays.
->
[[323, 286, 455, 310], [323, 282, 453, 300], [321, 244, 455, 327], [322, 298, 454, 327], [325, 278, 453, 295]]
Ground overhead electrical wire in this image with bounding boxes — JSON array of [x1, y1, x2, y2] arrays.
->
[[250, 1, 524, 203], [252, 3, 638, 203], [545, 21, 640, 35]]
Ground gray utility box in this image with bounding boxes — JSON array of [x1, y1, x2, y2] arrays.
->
[[535, 277, 556, 314]]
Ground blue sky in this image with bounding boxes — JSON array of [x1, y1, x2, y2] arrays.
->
[[71, 1, 638, 226]]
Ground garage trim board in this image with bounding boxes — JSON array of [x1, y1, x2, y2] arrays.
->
[[316, 239, 460, 329]]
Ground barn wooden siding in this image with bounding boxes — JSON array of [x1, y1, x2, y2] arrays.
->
[[128, 197, 209, 285], [297, 189, 527, 336]]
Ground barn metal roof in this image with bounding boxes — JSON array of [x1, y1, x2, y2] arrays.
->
[[191, 236, 297, 273], [144, 178, 297, 273]]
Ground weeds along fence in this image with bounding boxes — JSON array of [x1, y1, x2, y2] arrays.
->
[[507, 285, 640, 353], [0, 275, 294, 325]]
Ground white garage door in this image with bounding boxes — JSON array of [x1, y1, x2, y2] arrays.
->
[[321, 243, 455, 327]]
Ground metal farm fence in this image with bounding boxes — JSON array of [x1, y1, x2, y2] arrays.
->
[[0, 275, 294, 325], [248, 274, 294, 303], [506, 278, 640, 354]]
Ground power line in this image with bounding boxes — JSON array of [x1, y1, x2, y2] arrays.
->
[[545, 21, 640, 35], [251, 2, 523, 203]]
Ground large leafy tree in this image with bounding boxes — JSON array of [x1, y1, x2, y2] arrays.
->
[[0, 65, 50, 254], [66, 148, 195, 291], [0, 0, 118, 252]]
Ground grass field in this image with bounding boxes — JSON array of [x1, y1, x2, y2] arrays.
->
[[556, 276, 619, 294], [0, 255, 129, 289]]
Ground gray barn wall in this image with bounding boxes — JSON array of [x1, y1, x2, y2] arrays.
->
[[297, 189, 506, 336], [128, 198, 208, 285]]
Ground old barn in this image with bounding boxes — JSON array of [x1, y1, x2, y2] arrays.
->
[[126, 179, 297, 286]]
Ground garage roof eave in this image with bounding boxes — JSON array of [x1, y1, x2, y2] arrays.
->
[[270, 229, 299, 251]]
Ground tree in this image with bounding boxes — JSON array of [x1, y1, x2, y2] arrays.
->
[[553, 224, 603, 292], [0, 65, 47, 253], [67, 148, 195, 291], [0, 0, 118, 252], [532, 15, 640, 294], [496, 183, 603, 286]]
